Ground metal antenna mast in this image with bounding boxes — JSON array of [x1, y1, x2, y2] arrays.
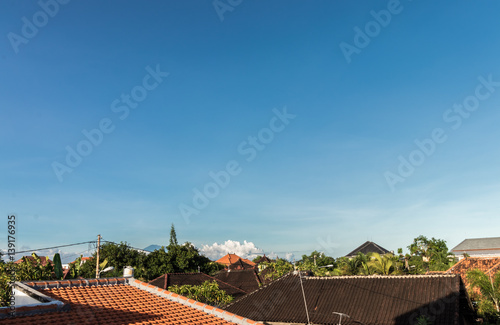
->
[[333, 312, 350, 325], [298, 269, 311, 325]]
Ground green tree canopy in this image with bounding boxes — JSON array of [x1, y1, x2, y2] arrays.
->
[[407, 235, 455, 272], [467, 269, 500, 318], [169, 224, 178, 246], [168, 280, 233, 307]]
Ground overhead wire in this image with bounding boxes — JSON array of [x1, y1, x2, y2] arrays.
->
[[11, 241, 95, 255]]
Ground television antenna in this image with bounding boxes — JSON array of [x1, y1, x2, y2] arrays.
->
[[333, 312, 350, 325], [296, 263, 311, 325]]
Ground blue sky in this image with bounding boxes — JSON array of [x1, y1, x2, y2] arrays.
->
[[2, 1, 500, 263]]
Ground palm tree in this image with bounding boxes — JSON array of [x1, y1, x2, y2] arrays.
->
[[356, 252, 374, 275], [370, 253, 395, 275], [467, 269, 500, 313]]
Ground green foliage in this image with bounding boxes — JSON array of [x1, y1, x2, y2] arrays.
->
[[76, 239, 220, 281], [356, 253, 374, 275], [293, 251, 340, 276], [407, 235, 455, 272], [415, 315, 433, 325], [252, 255, 263, 263], [338, 256, 361, 275], [370, 253, 395, 275], [0, 253, 56, 307], [53, 253, 63, 280], [142, 242, 216, 280], [467, 269, 500, 315], [260, 258, 294, 281], [300, 251, 337, 268], [15, 253, 54, 281], [169, 224, 178, 246], [66, 255, 84, 279], [168, 280, 233, 307], [0, 262, 15, 307]]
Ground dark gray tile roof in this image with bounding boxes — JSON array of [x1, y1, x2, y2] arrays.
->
[[452, 237, 500, 252], [214, 269, 262, 294], [224, 273, 474, 325], [345, 241, 390, 257]]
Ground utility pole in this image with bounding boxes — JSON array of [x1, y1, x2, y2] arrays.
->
[[96, 234, 101, 278]]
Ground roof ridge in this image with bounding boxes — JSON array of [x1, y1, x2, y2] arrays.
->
[[23, 277, 127, 289], [303, 274, 459, 279]]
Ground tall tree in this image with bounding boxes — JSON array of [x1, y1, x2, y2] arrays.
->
[[407, 235, 455, 272], [169, 224, 178, 247]]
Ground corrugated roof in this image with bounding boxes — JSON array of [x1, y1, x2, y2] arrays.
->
[[0, 277, 264, 325], [224, 273, 474, 325], [451, 237, 500, 252]]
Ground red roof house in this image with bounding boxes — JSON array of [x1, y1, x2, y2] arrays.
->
[[0, 277, 264, 325], [216, 254, 255, 267]]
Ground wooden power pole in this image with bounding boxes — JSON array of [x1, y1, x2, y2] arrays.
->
[[96, 234, 101, 278]]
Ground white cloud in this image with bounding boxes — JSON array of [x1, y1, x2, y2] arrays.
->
[[200, 240, 264, 260]]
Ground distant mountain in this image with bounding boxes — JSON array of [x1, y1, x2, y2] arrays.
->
[[143, 244, 163, 252]]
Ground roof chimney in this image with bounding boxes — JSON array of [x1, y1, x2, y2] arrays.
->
[[123, 266, 134, 278]]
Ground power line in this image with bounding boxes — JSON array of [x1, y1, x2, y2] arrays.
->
[[12, 241, 95, 255], [101, 240, 154, 253]]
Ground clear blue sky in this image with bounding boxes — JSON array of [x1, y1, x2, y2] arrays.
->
[[2, 1, 500, 262]]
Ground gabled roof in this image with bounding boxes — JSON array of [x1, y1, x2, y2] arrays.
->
[[216, 254, 255, 267], [345, 241, 390, 257], [224, 273, 474, 325], [253, 255, 272, 265], [148, 272, 248, 300], [0, 277, 264, 325], [214, 269, 262, 294], [228, 259, 255, 270], [451, 237, 500, 253], [446, 257, 500, 288]]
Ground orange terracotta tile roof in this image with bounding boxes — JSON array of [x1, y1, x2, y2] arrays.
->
[[216, 254, 255, 267], [0, 277, 264, 325], [446, 257, 500, 288]]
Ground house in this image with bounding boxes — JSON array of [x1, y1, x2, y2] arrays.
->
[[345, 241, 390, 258], [253, 255, 273, 272], [0, 277, 264, 325], [253, 255, 272, 265], [216, 254, 256, 268], [446, 257, 500, 289], [149, 272, 248, 300], [215, 269, 263, 294], [224, 273, 475, 325], [451, 237, 500, 259], [228, 259, 255, 271]]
